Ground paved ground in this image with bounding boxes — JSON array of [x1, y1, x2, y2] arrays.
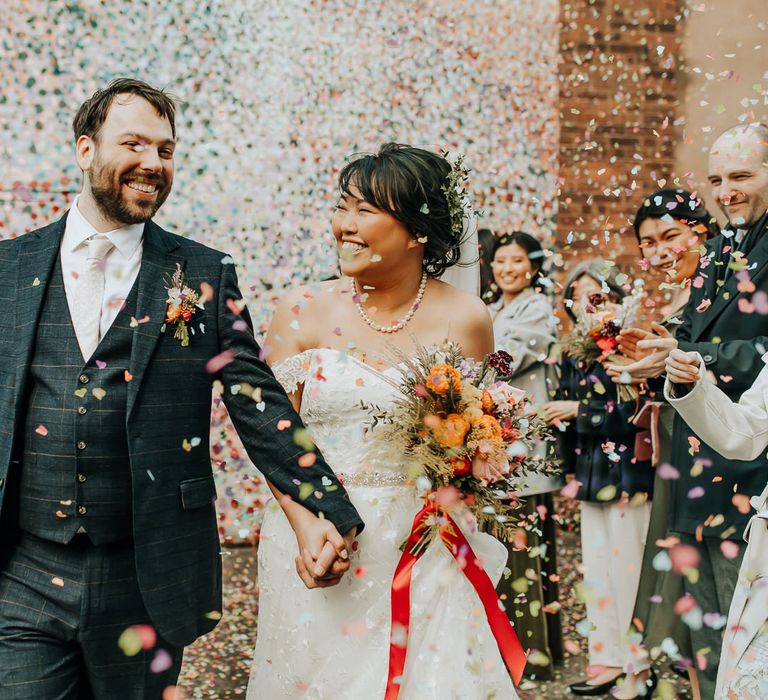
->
[[178, 502, 693, 699]]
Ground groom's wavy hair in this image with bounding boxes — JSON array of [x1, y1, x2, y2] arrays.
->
[[73, 77, 178, 142], [337, 143, 461, 277]]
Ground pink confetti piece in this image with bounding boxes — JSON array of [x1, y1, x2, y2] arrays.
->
[[151, 649, 173, 673], [560, 479, 581, 499], [670, 543, 701, 574], [206, 350, 236, 373], [657, 462, 679, 480], [720, 540, 741, 560]]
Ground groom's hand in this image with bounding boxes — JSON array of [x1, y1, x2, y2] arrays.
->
[[293, 516, 356, 589]]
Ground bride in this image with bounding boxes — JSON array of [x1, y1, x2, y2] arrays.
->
[[247, 143, 519, 699]]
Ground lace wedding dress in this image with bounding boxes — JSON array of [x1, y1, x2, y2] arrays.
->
[[247, 348, 518, 699]]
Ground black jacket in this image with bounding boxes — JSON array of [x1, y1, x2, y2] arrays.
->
[[671, 212, 768, 538], [557, 356, 653, 503]]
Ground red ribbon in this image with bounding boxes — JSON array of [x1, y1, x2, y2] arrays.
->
[[384, 502, 527, 700]]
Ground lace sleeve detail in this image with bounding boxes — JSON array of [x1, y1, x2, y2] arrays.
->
[[271, 350, 314, 395]]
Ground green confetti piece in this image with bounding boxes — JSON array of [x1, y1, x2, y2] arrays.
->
[[117, 628, 142, 657], [596, 484, 617, 501], [511, 577, 529, 594], [293, 428, 315, 451]]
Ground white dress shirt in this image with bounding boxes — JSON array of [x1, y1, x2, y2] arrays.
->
[[61, 196, 144, 338]]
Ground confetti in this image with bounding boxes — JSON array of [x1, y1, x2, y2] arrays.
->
[[206, 350, 236, 373]]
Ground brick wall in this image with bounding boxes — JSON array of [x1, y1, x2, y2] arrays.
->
[[557, 0, 685, 282]]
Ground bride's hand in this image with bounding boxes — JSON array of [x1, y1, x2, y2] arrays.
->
[[291, 509, 356, 589]]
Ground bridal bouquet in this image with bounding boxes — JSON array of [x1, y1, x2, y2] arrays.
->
[[366, 343, 553, 551], [561, 282, 644, 402], [367, 344, 547, 694]]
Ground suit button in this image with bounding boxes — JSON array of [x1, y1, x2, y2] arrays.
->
[[77, 473, 87, 483], [702, 354, 713, 363], [79, 374, 89, 384], [77, 441, 86, 450], [77, 406, 87, 415], [77, 505, 87, 515]]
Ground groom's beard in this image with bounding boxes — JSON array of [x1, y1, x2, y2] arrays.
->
[[89, 155, 172, 225]]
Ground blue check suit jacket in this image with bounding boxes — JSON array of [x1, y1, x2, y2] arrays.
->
[[0, 214, 363, 646]]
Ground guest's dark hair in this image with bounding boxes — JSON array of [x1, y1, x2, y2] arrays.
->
[[492, 231, 545, 287], [73, 78, 178, 142], [633, 188, 720, 243], [337, 143, 466, 277], [562, 260, 627, 322], [477, 228, 499, 303]]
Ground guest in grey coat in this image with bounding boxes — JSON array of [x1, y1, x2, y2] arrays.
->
[[487, 230, 564, 679]]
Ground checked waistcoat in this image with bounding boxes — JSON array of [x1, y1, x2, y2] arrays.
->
[[18, 254, 138, 545]]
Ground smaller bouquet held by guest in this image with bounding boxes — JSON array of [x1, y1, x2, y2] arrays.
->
[[366, 343, 554, 549], [561, 281, 645, 402]]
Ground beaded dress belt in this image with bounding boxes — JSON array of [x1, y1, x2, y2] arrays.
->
[[337, 471, 410, 487]]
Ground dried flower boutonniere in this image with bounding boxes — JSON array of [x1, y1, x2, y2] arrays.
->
[[164, 263, 202, 347]]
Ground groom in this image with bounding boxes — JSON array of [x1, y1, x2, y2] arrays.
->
[[0, 78, 363, 698]]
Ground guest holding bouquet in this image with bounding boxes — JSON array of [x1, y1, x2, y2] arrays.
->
[[543, 261, 654, 697], [487, 231, 564, 680]]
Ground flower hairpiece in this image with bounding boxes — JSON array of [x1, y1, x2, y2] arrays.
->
[[440, 151, 474, 240]]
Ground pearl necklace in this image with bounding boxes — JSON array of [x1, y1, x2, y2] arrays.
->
[[351, 272, 428, 334]]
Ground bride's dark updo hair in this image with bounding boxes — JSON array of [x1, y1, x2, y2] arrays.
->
[[337, 142, 463, 278]]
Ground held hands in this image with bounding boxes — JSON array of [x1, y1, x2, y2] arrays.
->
[[608, 323, 679, 384], [290, 510, 356, 589], [541, 400, 579, 425], [665, 349, 702, 386], [618, 323, 677, 361]]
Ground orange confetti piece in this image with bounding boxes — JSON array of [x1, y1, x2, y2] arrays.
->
[[199, 281, 214, 303], [297, 452, 316, 467], [732, 494, 752, 514]]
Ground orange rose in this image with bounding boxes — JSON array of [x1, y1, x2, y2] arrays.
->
[[426, 364, 462, 397], [470, 414, 503, 444], [432, 413, 470, 448], [481, 390, 495, 414], [166, 305, 182, 323]]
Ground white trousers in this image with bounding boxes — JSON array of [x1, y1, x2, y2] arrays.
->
[[580, 500, 652, 670]]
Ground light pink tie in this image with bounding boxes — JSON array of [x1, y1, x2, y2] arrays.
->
[[70, 235, 115, 360]]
